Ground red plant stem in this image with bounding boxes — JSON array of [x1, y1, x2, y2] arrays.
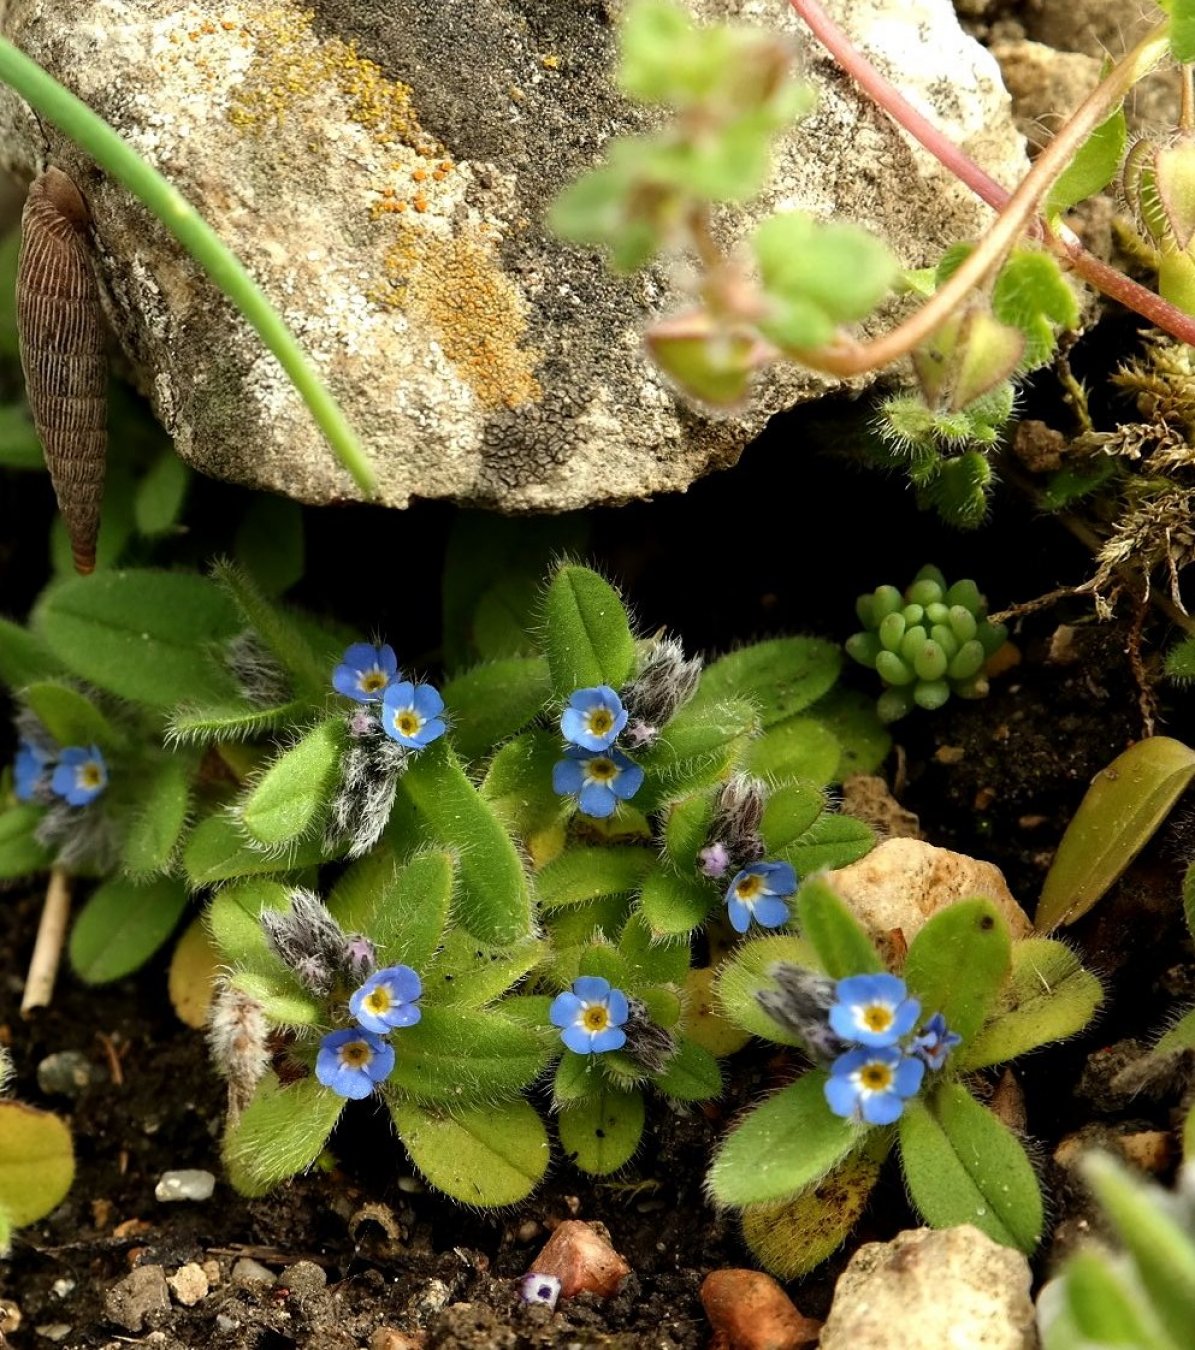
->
[[787, 0, 1195, 348]]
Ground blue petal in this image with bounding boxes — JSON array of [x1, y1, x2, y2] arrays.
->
[[830, 1047, 871, 1077], [333, 665, 368, 699], [366, 1040, 396, 1082], [560, 707, 590, 745], [604, 988, 629, 1025], [549, 992, 583, 1027], [861, 1090, 904, 1126], [383, 680, 416, 711], [416, 718, 446, 745], [331, 1064, 376, 1099], [589, 1026, 627, 1053], [824, 1073, 860, 1119], [726, 898, 752, 934], [828, 1004, 860, 1041], [57, 747, 89, 768], [561, 1024, 595, 1054], [412, 683, 444, 718], [893, 1054, 926, 1098], [379, 965, 422, 1003], [924, 1012, 948, 1037], [553, 759, 585, 795], [752, 897, 790, 930], [377, 644, 399, 678], [572, 976, 612, 1001], [386, 1003, 421, 1029], [610, 760, 644, 800], [342, 642, 382, 672], [759, 861, 798, 895], [835, 974, 883, 1006], [890, 997, 922, 1038], [578, 781, 616, 817]]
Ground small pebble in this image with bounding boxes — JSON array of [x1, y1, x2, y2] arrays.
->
[[515, 1220, 541, 1244], [50, 1279, 75, 1300], [370, 1330, 425, 1350], [35, 1324, 72, 1342], [519, 1273, 561, 1311], [231, 1258, 276, 1286], [701, 1269, 821, 1350], [36, 1051, 101, 1097], [104, 1266, 170, 1333], [201, 1258, 222, 1287], [529, 1220, 630, 1299], [167, 1263, 209, 1307], [154, 1169, 216, 1202], [215, 1313, 239, 1333], [0, 1299, 21, 1334], [280, 1261, 327, 1299], [409, 1278, 451, 1318]]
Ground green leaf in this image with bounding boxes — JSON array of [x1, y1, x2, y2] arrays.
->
[[134, 451, 190, 536], [421, 931, 545, 1007], [899, 1082, 1042, 1252], [708, 1072, 861, 1208], [619, 910, 691, 986], [992, 251, 1080, 372], [68, 875, 189, 983], [1083, 1151, 1195, 1346], [660, 793, 713, 874], [1174, 0, 1195, 61], [328, 848, 453, 971], [714, 934, 820, 1044], [400, 739, 532, 946], [558, 1084, 645, 1175], [537, 846, 656, 908], [386, 1007, 552, 1104], [646, 314, 760, 406], [740, 1152, 881, 1279], [1045, 105, 1128, 219], [554, 1049, 602, 1103], [903, 899, 1011, 1045], [1059, 1248, 1175, 1350], [229, 969, 321, 1027], [168, 698, 308, 745], [796, 877, 882, 978], [746, 717, 841, 787], [223, 1074, 344, 1197], [481, 729, 567, 841], [1040, 457, 1118, 511], [121, 754, 191, 875], [0, 1102, 73, 1227], [238, 718, 345, 849], [183, 812, 337, 887], [543, 564, 636, 699], [1037, 737, 1195, 930], [693, 637, 842, 726], [654, 1038, 721, 1101], [0, 617, 65, 689], [639, 866, 717, 938], [0, 804, 52, 879], [390, 1097, 550, 1206], [960, 938, 1102, 1070], [234, 494, 305, 597], [636, 698, 758, 809], [23, 681, 119, 749], [802, 687, 891, 779], [32, 570, 240, 708], [0, 402, 44, 469], [206, 876, 293, 967], [760, 780, 873, 876], [440, 657, 551, 760], [213, 559, 328, 699]]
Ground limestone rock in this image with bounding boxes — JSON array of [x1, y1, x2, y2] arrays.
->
[[819, 1226, 1038, 1350], [0, 0, 1027, 510], [991, 40, 1101, 150], [825, 836, 1032, 947], [104, 1266, 170, 1333]]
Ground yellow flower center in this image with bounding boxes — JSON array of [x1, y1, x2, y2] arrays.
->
[[735, 874, 764, 902], [394, 709, 422, 737], [365, 987, 392, 1015], [339, 1040, 373, 1068], [862, 1005, 894, 1033], [582, 1004, 610, 1032], [859, 1062, 893, 1092], [359, 670, 388, 693], [586, 757, 617, 783], [587, 708, 614, 736], [77, 763, 103, 790]]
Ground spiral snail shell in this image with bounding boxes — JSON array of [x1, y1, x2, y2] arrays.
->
[[17, 168, 107, 575]]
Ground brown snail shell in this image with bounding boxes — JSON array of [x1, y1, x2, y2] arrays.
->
[[17, 167, 107, 575]]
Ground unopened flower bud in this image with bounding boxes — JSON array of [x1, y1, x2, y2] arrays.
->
[[207, 982, 270, 1119], [707, 774, 766, 869], [260, 889, 349, 995], [622, 997, 678, 1074], [622, 637, 703, 738], [756, 964, 849, 1062]]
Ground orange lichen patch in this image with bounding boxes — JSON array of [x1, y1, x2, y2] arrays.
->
[[541, 53, 561, 70], [374, 228, 541, 411], [227, 5, 441, 160], [412, 194, 428, 213], [411, 168, 428, 183]]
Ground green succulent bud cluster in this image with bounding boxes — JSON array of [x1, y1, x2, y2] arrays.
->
[[845, 565, 1007, 722]]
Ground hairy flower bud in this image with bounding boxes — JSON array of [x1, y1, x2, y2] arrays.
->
[[622, 997, 678, 1074], [756, 964, 849, 1062], [207, 982, 271, 1119], [260, 889, 349, 995], [622, 637, 703, 745], [706, 774, 766, 870], [325, 711, 409, 858], [224, 630, 291, 707]]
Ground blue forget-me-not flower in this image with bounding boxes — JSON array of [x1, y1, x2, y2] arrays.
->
[[381, 681, 447, 749], [550, 976, 629, 1054], [50, 745, 107, 807], [912, 1011, 962, 1070], [561, 686, 628, 752], [828, 974, 920, 1048], [14, 740, 52, 802], [552, 747, 644, 819], [349, 964, 422, 1035], [724, 861, 797, 934], [333, 642, 398, 702], [824, 1045, 925, 1125], [315, 1027, 395, 1099]]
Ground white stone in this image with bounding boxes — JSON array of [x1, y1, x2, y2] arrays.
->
[[167, 1263, 210, 1307], [820, 1226, 1038, 1350], [154, 1169, 216, 1202]]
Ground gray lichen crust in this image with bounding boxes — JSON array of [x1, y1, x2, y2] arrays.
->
[[0, 0, 1028, 510]]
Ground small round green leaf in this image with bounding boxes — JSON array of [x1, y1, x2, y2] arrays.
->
[[69, 875, 189, 984]]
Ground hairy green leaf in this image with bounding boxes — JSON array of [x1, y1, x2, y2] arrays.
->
[[183, 812, 336, 887], [386, 1007, 552, 1105], [441, 657, 551, 760], [558, 1084, 645, 1175], [903, 898, 1011, 1045], [238, 718, 345, 849], [797, 878, 882, 979], [328, 848, 453, 972], [543, 564, 636, 698], [0, 1102, 73, 1228], [715, 933, 819, 1044], [0, 804, 52, 880], [223, 1074, 344, 1197], [69, 875, 189, 983], [1045, 106, 1127, 219], [538, 846, 656, 908], [23, 681, 119, 749], [654, 1038, 721, 1101], [121, 754, 191, 876]]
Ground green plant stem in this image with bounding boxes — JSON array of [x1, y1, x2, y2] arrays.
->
[[785, 14, 1172, 376], [0, 37, 378, 498]]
